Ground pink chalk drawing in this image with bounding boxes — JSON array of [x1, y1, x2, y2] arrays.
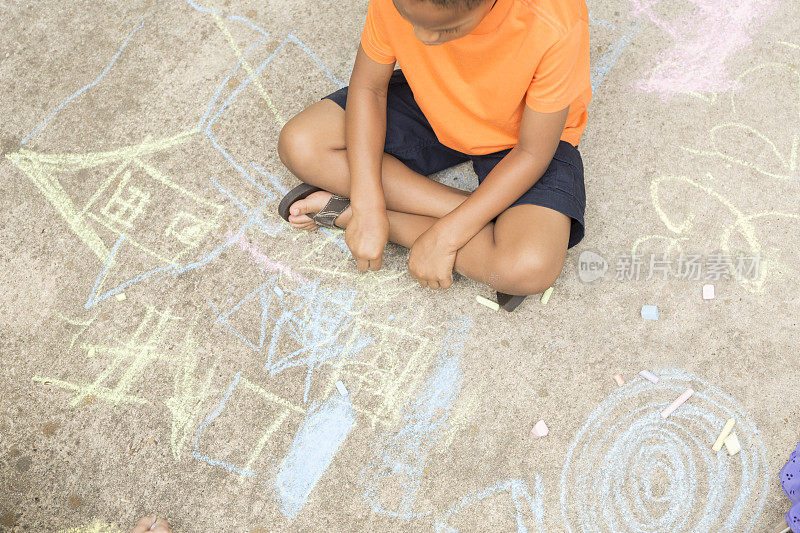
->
[[228, 230, 310, 284], [630, 0, 777, 97]]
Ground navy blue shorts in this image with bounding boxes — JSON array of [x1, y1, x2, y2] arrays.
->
[[322, 69, 586, 248]]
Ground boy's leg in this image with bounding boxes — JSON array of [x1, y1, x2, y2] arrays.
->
[[329, 203, 570, 295], [278, 99, 578, 296], [278, 98, 470, 221]]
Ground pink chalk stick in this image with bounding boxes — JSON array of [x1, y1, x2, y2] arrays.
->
[[661, 388, 694, 418]]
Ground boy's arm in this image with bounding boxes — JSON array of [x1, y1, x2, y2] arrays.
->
[[432, 105, 569, 250], [346, 45, 394, 210], [344, 45, 396, 272]]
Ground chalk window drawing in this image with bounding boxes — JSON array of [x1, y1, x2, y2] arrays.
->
[[165, 211, 213, 247], [101, 169, 150, 229]]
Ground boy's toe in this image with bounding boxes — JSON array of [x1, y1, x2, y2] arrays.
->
[[288, 199, 311, 221]]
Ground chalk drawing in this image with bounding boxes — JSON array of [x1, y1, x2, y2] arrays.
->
[[209, 275, 373, 403], [80, 172, 284, 310], [209, 264, 447, 428], [58, 518, 121, 533], [229, 230, 310, 283], [21, 18, 146, 146], [33, 304, 185, 407], [435, 387, 481, 454], [38, 306, 221, 460], [632, 174, 800, 292], [682, 61, 800, 181], [630, 0, 777, 96], [560, 368, 769, 532], [275, 393, 356, 518], [359, 315, 472, 520], [192, 370, 305, 479], [55, 312, 97, 350], [184, 0, 283, 125], [7, 131, 199, 264], [6, 3, 346, 310], [589, 18, 641, 93], [436, 477, 546, 533]]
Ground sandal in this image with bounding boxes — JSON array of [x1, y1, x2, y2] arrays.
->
[[278, 183, 351, 230], [496, 292, 526, 312]]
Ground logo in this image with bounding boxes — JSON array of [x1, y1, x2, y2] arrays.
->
[[578, 250, 608, 283]]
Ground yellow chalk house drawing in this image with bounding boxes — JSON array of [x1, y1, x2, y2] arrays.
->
[[6, 133, 224, 299]]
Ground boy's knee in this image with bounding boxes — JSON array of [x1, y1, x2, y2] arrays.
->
[[505, 251, 563, 295], [277, 117, 314, 173]]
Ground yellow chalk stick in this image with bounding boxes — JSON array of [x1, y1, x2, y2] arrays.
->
[[540, 286, 554, 305], [724, 432, 741, 456], [475, 295, 499, 311], [712, 418, 736, 451], [115, 292, 127, 301], [87, 347, 96, 358]]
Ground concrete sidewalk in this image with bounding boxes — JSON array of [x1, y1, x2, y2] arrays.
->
[[1, 0, 798, 530]]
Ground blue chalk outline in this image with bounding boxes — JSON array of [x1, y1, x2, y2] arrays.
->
[[436, 477, 546, 533], [191, 371, 257, 478], [21, 17, 146, 146]]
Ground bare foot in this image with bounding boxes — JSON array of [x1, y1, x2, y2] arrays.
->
[[287, 190, 351, 230]]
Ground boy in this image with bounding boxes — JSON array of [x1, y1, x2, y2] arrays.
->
[[277, 0, 590, 308]]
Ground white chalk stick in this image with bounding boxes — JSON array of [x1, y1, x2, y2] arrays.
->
[[613, 374, 625, 386], [531, 419, 549, 437], [639, 370, 659, 383], [724, 432, 741, 456], [712, 418, 736, 451], [661, 388, 694, 418], [335, 381, 348, 396], [475, 295, 500, 311], [702, 284, 715, 300]]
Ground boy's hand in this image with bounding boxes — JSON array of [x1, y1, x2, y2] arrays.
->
[[408, 226, 458, 290], [345, 208, 389, 272], [131, 514, 171, 533]]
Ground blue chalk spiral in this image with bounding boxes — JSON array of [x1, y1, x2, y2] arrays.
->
[[560, 369, 769, 532]]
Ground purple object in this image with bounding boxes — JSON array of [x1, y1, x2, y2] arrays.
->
[[787, 501, 800, 533], [781, 442, 800, 503], [782, 441, 800, 533]]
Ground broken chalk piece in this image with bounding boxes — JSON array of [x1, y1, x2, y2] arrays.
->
[[641, 305, 659, 320], [475, 295, 500, 311], [613, 374, 625, 386], [724, 432, 741, 456], [702, 284, 715, 300], [115, 292, 127, 301], [712, 418, 736, 451], [540, 287, 554, 305], [531, 420, 549, 437], [335, 381, 348, 396], [87, 347, 96, 358], [639, 370, 659, 383], [661, 388, 694, 418]]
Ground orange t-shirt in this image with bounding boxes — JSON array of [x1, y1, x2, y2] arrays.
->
[[360, 0, 591, 155]]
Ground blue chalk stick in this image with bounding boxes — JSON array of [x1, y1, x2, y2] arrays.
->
[[641, 305, 659, 320]]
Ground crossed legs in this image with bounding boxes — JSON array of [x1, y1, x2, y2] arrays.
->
[[277, 99, 570, 296]]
